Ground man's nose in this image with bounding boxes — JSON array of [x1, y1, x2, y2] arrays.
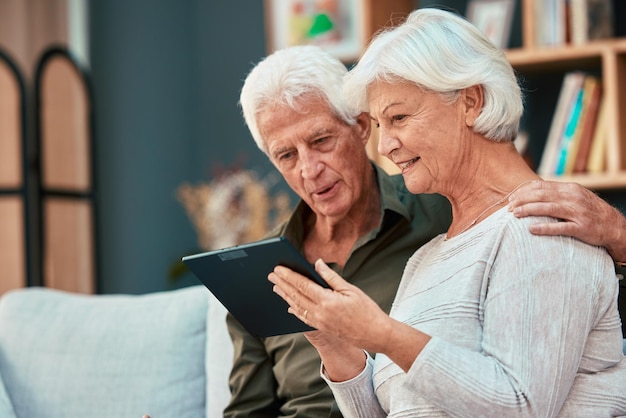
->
[[300, 154, 323, 179]]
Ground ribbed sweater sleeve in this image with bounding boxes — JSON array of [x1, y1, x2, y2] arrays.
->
[[322, 354, 386, 418]]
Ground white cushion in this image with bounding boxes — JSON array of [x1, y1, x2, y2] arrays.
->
[[0, 370, 16, 418], [0, 286, 209, 418], [205, 293, 234, 418]]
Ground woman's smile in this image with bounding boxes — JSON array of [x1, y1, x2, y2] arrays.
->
[[397, 156, 420, 173]]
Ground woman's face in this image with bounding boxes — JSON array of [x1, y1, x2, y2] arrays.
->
[[368, 81, 470, 196]]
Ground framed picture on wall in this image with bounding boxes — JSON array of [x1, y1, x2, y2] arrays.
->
[[466, 0, 515, 49], [264, 0, 367, 63]]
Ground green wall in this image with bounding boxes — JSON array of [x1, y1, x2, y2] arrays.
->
[[90, 0, 278, 293]]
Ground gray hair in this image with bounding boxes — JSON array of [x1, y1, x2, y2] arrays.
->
[[239, 45, 361, 154], [343, 8, 523, 142]]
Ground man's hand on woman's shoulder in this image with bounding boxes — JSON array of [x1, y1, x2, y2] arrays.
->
[[508, 180, 626, 263]]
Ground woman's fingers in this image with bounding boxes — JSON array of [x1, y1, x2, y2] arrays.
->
[[269, 265, 318, 321], [314, 259, 350, 291]]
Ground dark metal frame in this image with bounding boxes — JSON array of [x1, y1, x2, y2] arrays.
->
[[33, 46, 99, 292], [0, 48, 33, 287]]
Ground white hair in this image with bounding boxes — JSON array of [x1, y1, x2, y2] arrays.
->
[[239, 45, 361, 154], [343, 8, 523, 142]]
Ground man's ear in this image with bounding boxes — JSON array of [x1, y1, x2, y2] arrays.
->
[[355, 112, 372, 145], [462, 85, 483, 127]]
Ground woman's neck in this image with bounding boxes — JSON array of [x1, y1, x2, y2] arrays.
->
[[445, 142, 541, 238]]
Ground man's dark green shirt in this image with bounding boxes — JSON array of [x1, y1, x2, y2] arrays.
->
[[224, 165, 452, 417]]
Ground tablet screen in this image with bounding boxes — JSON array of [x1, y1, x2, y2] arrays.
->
[[182, 236, 328, 337]]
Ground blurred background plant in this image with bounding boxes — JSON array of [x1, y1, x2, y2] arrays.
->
[[170, 166, 292, 281]]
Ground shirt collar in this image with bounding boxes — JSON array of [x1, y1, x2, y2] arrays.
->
[[281, 162, 411, 248]]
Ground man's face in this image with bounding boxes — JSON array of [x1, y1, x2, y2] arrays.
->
[[257, 98, 371, 221]]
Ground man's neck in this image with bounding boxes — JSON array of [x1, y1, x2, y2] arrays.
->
[[303, 166, 381, 267]]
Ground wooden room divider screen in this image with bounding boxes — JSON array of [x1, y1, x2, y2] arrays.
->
[[35, 47, 97, 294], [0, 49, 29, 294], [0, 46, 97, 295]]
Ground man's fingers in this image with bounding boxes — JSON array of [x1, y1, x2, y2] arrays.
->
[[508, 180, 585, 207], [527, 220, 578, 237], [508, 179, 546, 202], [511, 201, 573, 220]]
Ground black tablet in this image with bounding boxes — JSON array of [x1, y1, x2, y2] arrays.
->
[[182, 236, 328, 338]]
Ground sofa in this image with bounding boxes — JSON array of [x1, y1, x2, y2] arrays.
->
[[0, 285, 233, 418], [0, 285, 624, 418]]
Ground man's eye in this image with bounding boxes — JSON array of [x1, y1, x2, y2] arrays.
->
[[279, 151, 294, 160], [313, 137, 328, 145], [392, 115, 406, 122]]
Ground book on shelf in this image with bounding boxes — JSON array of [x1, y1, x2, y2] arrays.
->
[[572, 76, 602, 173], [554, 84, 585, 175], [563, 75, 602, 174], [535, 0, 568, 46], [537, 71, 585, 176], [533, 0, 615, 46], [569, 0, 615, 45], [586, 97, 608, 173]]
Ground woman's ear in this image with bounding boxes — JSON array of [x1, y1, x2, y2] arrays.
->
[[462, 85, 483, 127]]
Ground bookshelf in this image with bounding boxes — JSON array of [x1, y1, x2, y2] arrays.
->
[[506, 1, 626, 190], [366, 1, 626, 191]]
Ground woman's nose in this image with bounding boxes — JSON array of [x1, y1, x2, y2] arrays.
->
[[377, 129, 400, 158]]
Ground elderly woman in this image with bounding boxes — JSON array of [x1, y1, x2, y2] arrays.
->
[[269, 8, 626, 418]]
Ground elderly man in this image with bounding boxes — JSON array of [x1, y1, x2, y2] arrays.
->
[[224, 45, 625, 417]]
